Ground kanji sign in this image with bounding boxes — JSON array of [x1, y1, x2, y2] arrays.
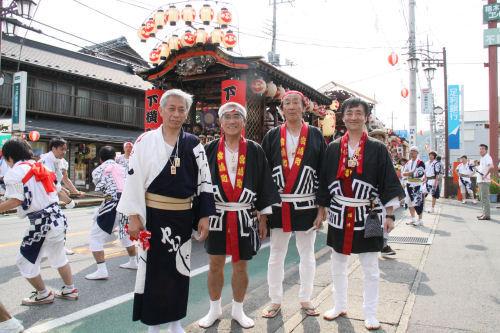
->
[[484, 3, 500, 22], [221, 80, 246, 106], [448, 85, 460, 149], [484, 28, 500, 47], [144, 89, 165, 131], [12, 71, 27, 132], [421, 88, 433, 115]]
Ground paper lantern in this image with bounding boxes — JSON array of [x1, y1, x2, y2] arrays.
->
[[195, 28, 208, 46], [209, 27, 224, 45], [181, 30, 195, 48], [20, 134, 26, 139], [144, 18, 156, 37], [158, 42, 170, 60], [166, 5, 180, 26], [264, 81, 277, 98], [401, 88, 408, 98], [217, 7, 232, 28], [420, 130, 424, 135], [149, 48, 160, 64], [29, 130, 40, 142], [199, 4, 214, 25], [273, 86, 285, 100], [221, 80, 246, 106], [251, 79, 266, 95], [223, 30, 237, 50], [137, 24, 149, 42], [330, 100, 339, 110], [181, 4, 195, 25], [154, 10, 165, 29], [168, 34, 181, 52], [388, 52, 398, 66]]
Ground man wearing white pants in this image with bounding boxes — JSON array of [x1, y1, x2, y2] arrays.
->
[[261, 91, 327, 318], [317, 97, 404, 330]]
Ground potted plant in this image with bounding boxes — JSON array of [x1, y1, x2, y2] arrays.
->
[[490, 177, 499, 203]]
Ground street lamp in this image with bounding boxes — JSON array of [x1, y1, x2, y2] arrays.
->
[[424, 66, 436, 81], [408, 57, 419, 71], [16, 0, 36, 17]]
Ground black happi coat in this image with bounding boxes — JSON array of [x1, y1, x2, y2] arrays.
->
[[204, 139, 280, 260], [262, 125, 326, 231], [317, 136, 404, 253]]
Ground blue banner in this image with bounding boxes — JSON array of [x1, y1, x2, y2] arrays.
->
[[447, 85, 460, 149], [393, 129, 408, 139]]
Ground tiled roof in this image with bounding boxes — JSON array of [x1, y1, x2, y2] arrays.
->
[[1, 34, 152, 91], [25, 118, 144, 144]]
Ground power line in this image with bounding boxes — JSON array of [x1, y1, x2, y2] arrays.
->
[[72, 0, 137, 30]]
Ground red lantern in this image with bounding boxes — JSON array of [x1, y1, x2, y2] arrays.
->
[[251, 79, 266, 95], [158, 42, 170, 60], [223, 30, 237, 50], [195, 28, 208, 46], [420, 130, 424, 135], [181, 30, 195, 48], [217, 7, 232, 28], [181, 4, 195, 25], [221, 80, 246, 106], [209, 27, 224, 45], [137, 24, 149, 42], [330, 100, 339, 110], [264, 81, 277, 98], [274, 86, 285, 100], [144, 18, 156, 36], [401, 88, 408, 98], [199, 4, 214, 25], [168, 35, 181, 52], [388, 52, 398, 66], [149, 48, 160, 64], [166, 5, 180, 26], [20, 134, 26, 139], [29, 130, 40, 142]]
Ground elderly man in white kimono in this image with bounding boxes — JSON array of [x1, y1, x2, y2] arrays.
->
[[117, 89, 216, 333]]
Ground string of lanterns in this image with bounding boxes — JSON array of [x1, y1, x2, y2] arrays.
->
[[138, 2, 238, 65]]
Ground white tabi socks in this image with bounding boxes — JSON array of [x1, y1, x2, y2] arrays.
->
[[198, 299, 222, 328], [120, 255, 138, 270], [147, 325, 160, 333], [167, 320, 184, 333], [85, 262, 108, 280], [231, 299, 254, 328]]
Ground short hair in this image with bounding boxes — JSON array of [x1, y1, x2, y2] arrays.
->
[[2, 137, 33, 163], [340, 97, 370, 117], [429, 151, 437, 158], [460, 155, 467, 159], [436, 156, 441, 161], [99, 145, 116, 162], [49, 137, 67, 150], [160, 89, 193, 111], [480, 144, 488, 150]]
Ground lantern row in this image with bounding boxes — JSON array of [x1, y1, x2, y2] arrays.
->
[[138, 4, 232, 43], [148, 27, 237, 63], [250, 79, 338, 118]]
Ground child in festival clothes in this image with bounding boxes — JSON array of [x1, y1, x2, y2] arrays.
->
[[85, 146, 137, 280], [0, 138, 78, 305]]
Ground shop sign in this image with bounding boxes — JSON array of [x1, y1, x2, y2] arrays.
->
[[12, 71, 27, 132], [484, 28, 500, 47], [421, 88, 433, 114], [221, 80, 246, 106], [145, 89, 165, 131], [447, 85, 460, 149], [484, 3, 500, 22], [75, 163, 87, 186]]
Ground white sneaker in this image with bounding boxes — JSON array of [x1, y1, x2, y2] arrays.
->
[[472, 199, 478, 204], [65, 247, 75, 255], [413, 219, 423, 226], [462, 199, 466, 204], [55, 286, 79, 300], [0, 317, 24, 332], [119, 261, 138, 270], [427, 207, 434, 213], [85, 270, 108, 280], [364, 316, 381, 330], [406, 218, 416, 225]]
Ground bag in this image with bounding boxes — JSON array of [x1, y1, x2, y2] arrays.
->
[[249, 218, 261, 255], [364, 197, 383, 238]]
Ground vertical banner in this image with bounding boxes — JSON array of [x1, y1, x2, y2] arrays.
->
[[221, 80, 246, 106], [447, 85, 460, 149], [12, 71, 27, 132], [421, 88, 433, 114], [144, 89, 165, 131], [409, 126, 416, 147]]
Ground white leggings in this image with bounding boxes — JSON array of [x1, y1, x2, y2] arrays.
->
[[331, 250, 379, 318], [89, 220, 133, 252]]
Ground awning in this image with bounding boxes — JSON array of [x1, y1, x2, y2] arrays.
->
[[24, 118, 143, 144]]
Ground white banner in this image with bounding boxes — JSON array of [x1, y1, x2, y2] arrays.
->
[[421, 88, 433, 115]]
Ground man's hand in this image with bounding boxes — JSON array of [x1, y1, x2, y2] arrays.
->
[[128, 215, 144, 239], [258, 214, 268, 241], [197, 217, 209, 242], [313, 206, 327, 230], [384, 217, 395, 233], [74, 191, 84, 198]]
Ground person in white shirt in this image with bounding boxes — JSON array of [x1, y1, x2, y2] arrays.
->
[[115, 142, 133, 171], [424, 151, 441, 213], [0, 138, 78, 306], [455, 155, 476, 204], [0, 155, 10, 196], [475, 144, 494, 220]]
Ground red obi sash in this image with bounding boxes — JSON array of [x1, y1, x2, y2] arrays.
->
[[279, 121, 308, 232], [217, 135, 247, 262]]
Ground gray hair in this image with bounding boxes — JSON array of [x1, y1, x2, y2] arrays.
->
[[159, 89, 194, 111]]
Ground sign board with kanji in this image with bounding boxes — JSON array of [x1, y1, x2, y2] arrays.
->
[[421, 88, 433, 114], [12, 71, 27, 132], [447, 85, 460, 149], [484, 3, 500, 22], [144, 89, 165, 131], [484, 28, 500, 47], [221, 80, 246, 106]]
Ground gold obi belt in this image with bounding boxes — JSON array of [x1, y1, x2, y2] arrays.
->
[[145, 192, 193, 211], [407, 178, 423, 183]]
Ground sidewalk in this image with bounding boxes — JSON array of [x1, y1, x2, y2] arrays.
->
[[185, 198, 500, 333]]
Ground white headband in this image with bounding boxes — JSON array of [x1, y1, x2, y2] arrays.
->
[[410, 145, 419, 153], [218, 102, 247, 119]]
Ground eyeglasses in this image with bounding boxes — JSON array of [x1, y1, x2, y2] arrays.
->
[[222, 113, 243, 120]]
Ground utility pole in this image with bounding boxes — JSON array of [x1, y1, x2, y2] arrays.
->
[[408, 0, 417, 148], [488, 0, 499, 176], [267, 0, 294, 66], [271, 0, 276, 57]]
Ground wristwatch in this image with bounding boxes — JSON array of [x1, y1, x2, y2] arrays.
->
[[385, 214, 396, 220]]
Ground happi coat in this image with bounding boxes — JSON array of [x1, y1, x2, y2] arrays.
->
[[117, 126, 215, 325]]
